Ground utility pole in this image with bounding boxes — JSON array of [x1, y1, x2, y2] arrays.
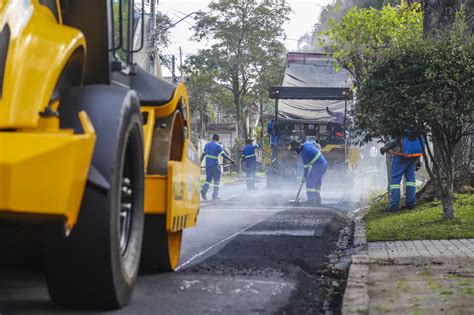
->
[[201, 100, 205, 137], [147, 0, 156, 75], [171, 55, 176, 83]]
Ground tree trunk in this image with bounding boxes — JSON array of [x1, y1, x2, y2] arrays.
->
[[385, 154, 392, 202], [453, 134, 473, 190], [422, 0, 474, 34], [440, 184, 456, 219], [234, 92, 242, 140], [260, 100, 264, 141]]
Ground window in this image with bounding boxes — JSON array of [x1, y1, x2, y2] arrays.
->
[[40, 0, 60, 22], [111, 0, 131, 63]]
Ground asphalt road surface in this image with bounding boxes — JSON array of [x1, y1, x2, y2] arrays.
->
[[0, 178, 354, 314]]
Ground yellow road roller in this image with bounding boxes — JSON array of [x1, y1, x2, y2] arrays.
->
[[0, 0, 200, 309]]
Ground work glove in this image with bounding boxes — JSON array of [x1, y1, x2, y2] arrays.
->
[[379, 147, 386, 155], [301, 177, 306, 184]]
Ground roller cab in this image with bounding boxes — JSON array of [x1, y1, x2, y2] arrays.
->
[[0, 0, 93, 229]]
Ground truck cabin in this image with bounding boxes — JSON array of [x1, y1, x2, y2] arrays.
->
[[274, 120, 345, 148]]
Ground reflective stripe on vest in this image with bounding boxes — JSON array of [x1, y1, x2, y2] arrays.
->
[[206, 155, 219, 159], [304, 151, 321, 168], [244, 154, 256, 158]]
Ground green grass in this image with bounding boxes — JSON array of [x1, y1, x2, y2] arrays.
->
[[365, 194, 474, 241]]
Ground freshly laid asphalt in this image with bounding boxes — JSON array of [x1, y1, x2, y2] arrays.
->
[[0, 179, 355, 314]]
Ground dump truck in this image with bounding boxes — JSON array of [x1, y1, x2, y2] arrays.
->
[[267, 52, 360, 186], [0, 0, 200, 309]]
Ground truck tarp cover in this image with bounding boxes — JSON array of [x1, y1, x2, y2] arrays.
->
[[279, 53, 352, 123]]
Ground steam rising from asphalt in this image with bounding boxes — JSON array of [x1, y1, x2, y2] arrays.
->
[[240, 143, 388, 208]]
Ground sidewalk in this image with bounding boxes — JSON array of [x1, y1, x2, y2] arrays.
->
[[343, 208, 474, 314]]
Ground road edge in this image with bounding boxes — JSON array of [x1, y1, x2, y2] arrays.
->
[[341, 207, 370, 315]]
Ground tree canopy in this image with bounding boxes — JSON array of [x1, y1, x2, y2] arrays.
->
[[297, 0, 399, 52], [319, 1, 423, 87], [186, 0, 290, 140]]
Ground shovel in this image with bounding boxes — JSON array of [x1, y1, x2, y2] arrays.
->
[[288, 179, 305, 205]]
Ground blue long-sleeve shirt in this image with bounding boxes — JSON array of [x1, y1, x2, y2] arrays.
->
[[242, 144, 258, 165], [204, 141, 229, 167], [300, 141, 327, 177]]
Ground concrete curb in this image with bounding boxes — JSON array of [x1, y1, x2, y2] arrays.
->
[[342, 207, 370, 315], [352, 207, 368, 250]]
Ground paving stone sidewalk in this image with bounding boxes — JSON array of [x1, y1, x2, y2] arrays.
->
[[342, 209, 474, 315]]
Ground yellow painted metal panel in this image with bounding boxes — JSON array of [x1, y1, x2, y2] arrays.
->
[[154, 84, 189, 127], [0, 0, 86, 128], [0, 114, 95, 228], [166, 140, 200, 232], [322, 144, 344, 152], [144, 175, 167, 214], [141, 108, 155, 170], [348, 148, 361, 170]]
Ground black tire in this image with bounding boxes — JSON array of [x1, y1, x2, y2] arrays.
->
[[44, 85, 145, 309]]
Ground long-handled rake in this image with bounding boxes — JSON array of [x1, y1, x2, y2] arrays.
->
[[288, 179, 305, 205]]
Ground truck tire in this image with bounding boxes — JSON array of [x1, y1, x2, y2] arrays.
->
[[141, 110, 184, 272], [43, 86, 145, 309]]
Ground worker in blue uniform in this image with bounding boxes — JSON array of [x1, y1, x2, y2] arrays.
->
[[291, 138, 328, 205], [380, 132, 423, 212], [200, 134, 235, 200], [242, 139, 259, 190]]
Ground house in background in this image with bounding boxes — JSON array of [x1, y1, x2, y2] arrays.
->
[[205, 122, 238, 149]]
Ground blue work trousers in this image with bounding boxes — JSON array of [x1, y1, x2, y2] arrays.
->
[[245, 161, 257, 189], [202, 165, 221, 198], [390, 156, 417, 210], [306, 163, 327, 202]]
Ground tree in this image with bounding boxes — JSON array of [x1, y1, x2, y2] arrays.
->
[[422, 1, 474, 194], [319, 1, 423, 87], [297, 0, 401, 52], [188, 0, 290, 140], [357, 21, 473, 219]]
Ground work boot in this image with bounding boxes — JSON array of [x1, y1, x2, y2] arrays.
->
[[201, 190, 207, 200], [384, 207, 398, 213]]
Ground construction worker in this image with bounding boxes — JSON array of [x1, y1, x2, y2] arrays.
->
[[200, 134, 235, 200], [380, 132, 423, 212], [291, 138, 328, 206], [242, 139, 259, 190]]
